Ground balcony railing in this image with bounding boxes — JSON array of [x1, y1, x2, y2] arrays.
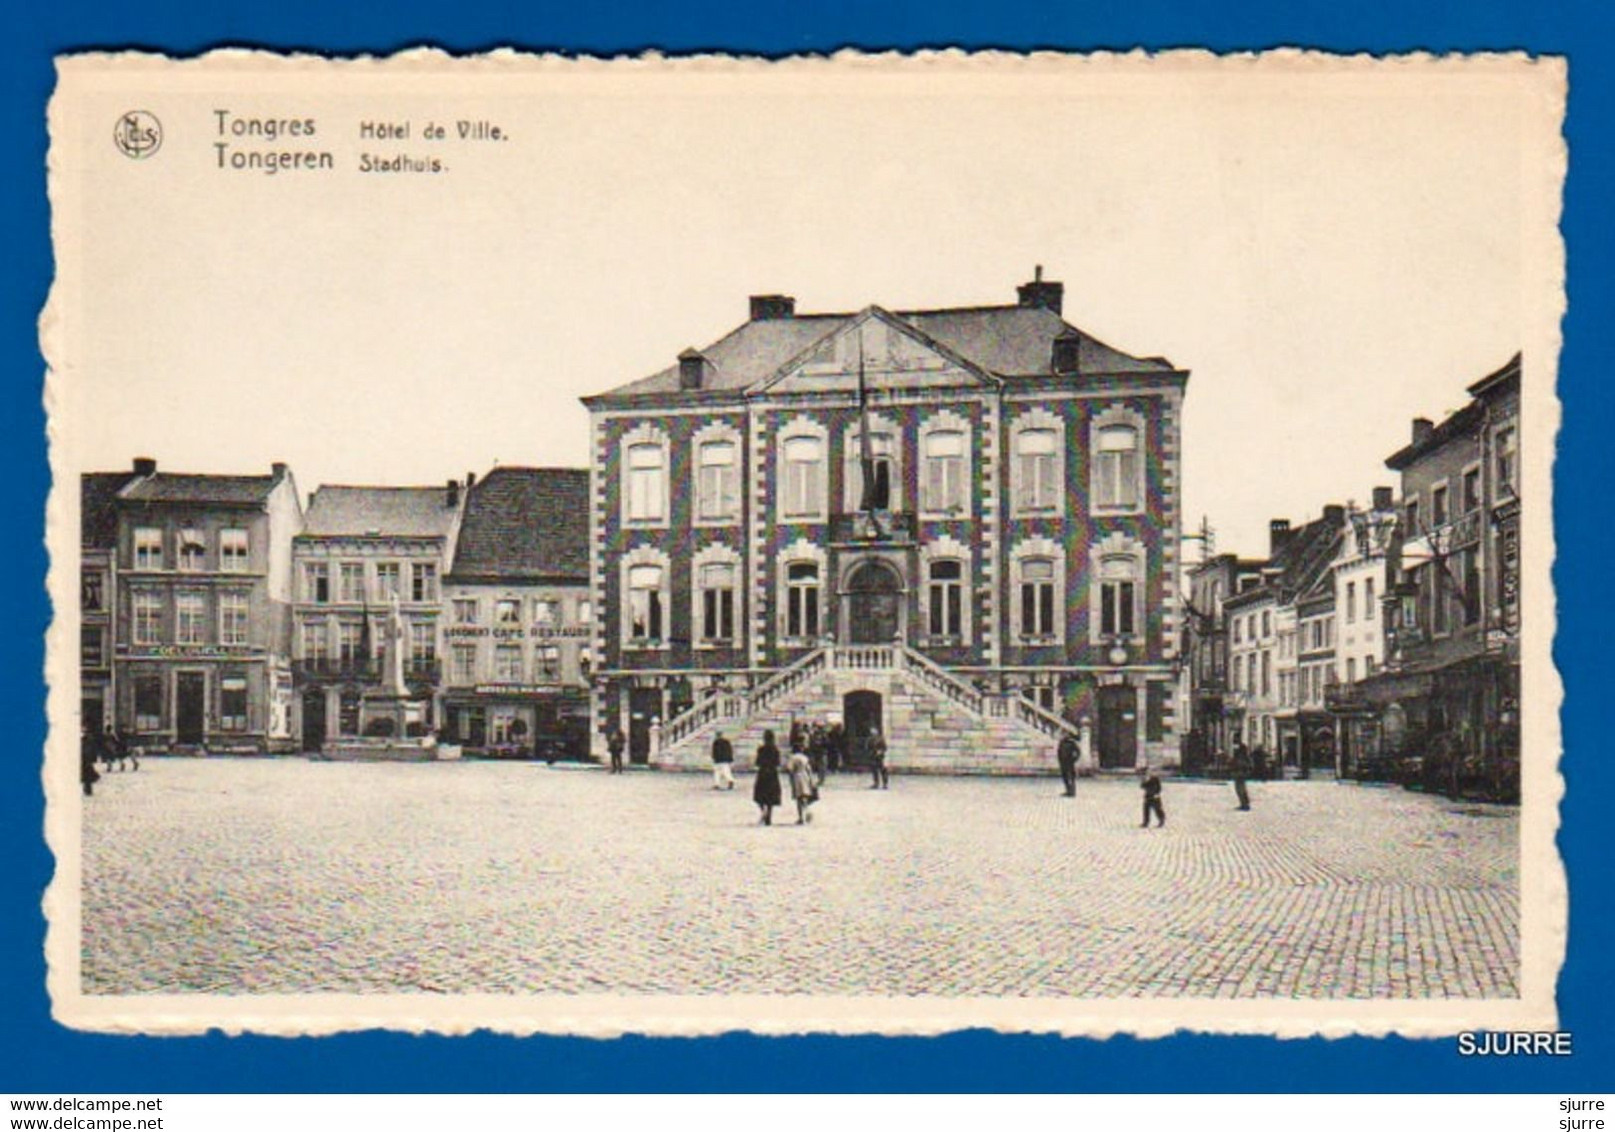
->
[[293, 658, 441, 684]]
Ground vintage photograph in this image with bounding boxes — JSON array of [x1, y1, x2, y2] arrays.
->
[[44, 51, 1563, 1036]]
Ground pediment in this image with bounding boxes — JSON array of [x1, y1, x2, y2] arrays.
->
[[757, 308, 996, 396]]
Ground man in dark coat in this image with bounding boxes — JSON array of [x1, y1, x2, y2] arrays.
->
[[1139, 765, 1165, 827], [1231, 738, 1252, 811], [80, 724, 102, 798], [710, 730, 735, 790], [1057, 733, 1079, 796], [868, 727, 889, 790], [607, 728, 626, 775]]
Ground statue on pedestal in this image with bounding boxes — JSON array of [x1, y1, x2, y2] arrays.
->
[[382, 591, 409, 696]]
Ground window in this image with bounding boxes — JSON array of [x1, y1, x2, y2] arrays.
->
[[303, 562, 330, 603], [134, 675, 162, 731], [1232, 655, 1243, 691], [532, 599, 557, 626], [219, 676, 248, 731], [928, 560, 963, 638], [1406, 499, 1420, 535], [338, 621, 363, 665], [922, 431, 966, 514], [129, 592, 163, 645], [494, 644, 523, 682], [846, 431, 896, 513], [1345, 582, 1356, 623], [1261, 611, 1270, 638], [785, 562, 820, 639], [220, 529, 249, 572], [219, 592, 249, 646], [411, 563, 437, 602], [375, 562, 400, 599], [82, 570, 104, 612], [1261, 651, 1271, 697], [576, 599, 592, 627], [1463, 468, 1481, 513], [80, 626, 104, 668], [453, 598, 479, 625], [1099, 558, 1137, 637], [1014, 427, 1059, 513], [628, 564, 665, 642], [175, 592, 206, 644], [1346, 657, 1357, 683], [1495, 427, 1517, 494], [1232, 618, 1241, 644], [534, 644, 561, 680], [495, 599, 521, 625], [1365, 578, 1376, 621], [782, 435, 824, 519], [177, 529, 206, 572], [1020, 558, 1056, 639], [338, 562, 365, 603], [1431, 484, 1449, 527], [451, 643, 477, 684], [1431, 564, 1450, 635], [626, 442, 666, 523], [1093, 425, 1140, 510], [133, 528, 163, 570], [1366, 656, 1377, 677], [1461, 547, 1481, 625], [699, 563, 736, 643], [409, 622, 436, 665], [301, 621, 329, 662], [696, 440, 739, 522]]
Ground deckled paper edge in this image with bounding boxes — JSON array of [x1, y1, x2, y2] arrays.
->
[[40, 45, 1568, 1041]]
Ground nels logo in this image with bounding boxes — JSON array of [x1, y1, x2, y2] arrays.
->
[[113, 110, 162, 159]]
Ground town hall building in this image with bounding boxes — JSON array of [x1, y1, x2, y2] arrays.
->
[[581, 272, 1189, 772]]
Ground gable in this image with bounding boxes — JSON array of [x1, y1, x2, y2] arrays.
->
[[759, 308, 996, 397]]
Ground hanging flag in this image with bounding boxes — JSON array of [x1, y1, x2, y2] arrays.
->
[[857, 322, 890, 513]]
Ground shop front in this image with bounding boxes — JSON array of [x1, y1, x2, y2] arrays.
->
[[443, 683, 590, 760]]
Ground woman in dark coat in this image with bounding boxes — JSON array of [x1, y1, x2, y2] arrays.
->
[[753, 729, 783, 826]]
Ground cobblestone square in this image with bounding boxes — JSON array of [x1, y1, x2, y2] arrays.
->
[[80, 760, 1519, 998]]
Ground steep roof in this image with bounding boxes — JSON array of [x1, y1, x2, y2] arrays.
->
[[118, 472, 280, 506], [81, 472, 137, 548], [301, 485, 461, 538], [448, 466, 590, 582], [1224, 511, 1343, 610], [588, 301, 1175, 402]]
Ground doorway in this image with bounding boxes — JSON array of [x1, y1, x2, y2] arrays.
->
[[1096, 684, 1138, 769], [628, 687, 661, 764], [842, 689, 883, 767], [301, 688, 327, 752], [176, 672, 206, 745], [846, 559, 902, 644]]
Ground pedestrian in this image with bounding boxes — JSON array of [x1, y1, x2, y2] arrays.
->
[[808, 723, 828, 785], [711, 730, 735, 791], [786, 745, 818, 825], [80, 723, 102, 798], [1139, 764, 1165, 827], [1056, 731, 1079, 796], [1231, 738, 1252, 811], [753, 729, 783, 825], [102, 724, 134, 772], [607, 727, 625, 775], [868, 726, 889, 790], [827, 722, 845, 774]]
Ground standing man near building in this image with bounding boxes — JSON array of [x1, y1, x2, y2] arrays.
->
[[1231, 737, 1252, 811], [1057, 731, 1079, 797], [868, 726, 889, 790], [607, 727, 626, 775], [711, 730, 735, 791], [1139, 764, 1166, 828]]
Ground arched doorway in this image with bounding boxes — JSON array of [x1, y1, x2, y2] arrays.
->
[[846, 559, 902, 644], [842, 690, 883, 767], [301, 689, 327, 752]]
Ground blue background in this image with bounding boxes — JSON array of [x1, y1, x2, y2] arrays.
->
[[5, 1, 1610, 1094]]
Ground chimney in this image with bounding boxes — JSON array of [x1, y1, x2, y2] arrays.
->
[[446, 479, 461, 508], [749, 294, 796, 321], [467, 471, 477, 488], [1016, 265, 1064, 315], [1269, 519, 1293, 557], [1052, 328, 1082, 374], [271, 462, 288, 482], [1412, 417, 1434, 444], [307, 492, 316, 510], [132, 457, 156, 477], [678, 348, 706, 391], [1323, 504, 1346, 527], [1372, 486, 1394, 511]]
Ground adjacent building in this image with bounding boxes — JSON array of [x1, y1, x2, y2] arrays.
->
[[582, 272, 1189, 772], [1361, 354, 1522, 796], [440, 466, 592, 758], [1324, 488, 1398, 774], [111, 459, 303, 752], [290, 481, 466, 751], [1182, 551, 1264, 771], [80, 470, 140, 732]]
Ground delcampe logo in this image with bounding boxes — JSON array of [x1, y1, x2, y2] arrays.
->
[[113, 110, 162, 159]]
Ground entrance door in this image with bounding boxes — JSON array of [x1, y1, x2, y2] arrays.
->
[[1096, 684, 1138, 769], [628, 687, 661, 764], [847, 560, 901, 644], [842, 690, 883, 767], [176, 672, 207, 745], [301, 689, 326, 752]]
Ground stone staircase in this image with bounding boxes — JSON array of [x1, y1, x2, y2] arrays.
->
[[657, 644, 1087, 775]]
